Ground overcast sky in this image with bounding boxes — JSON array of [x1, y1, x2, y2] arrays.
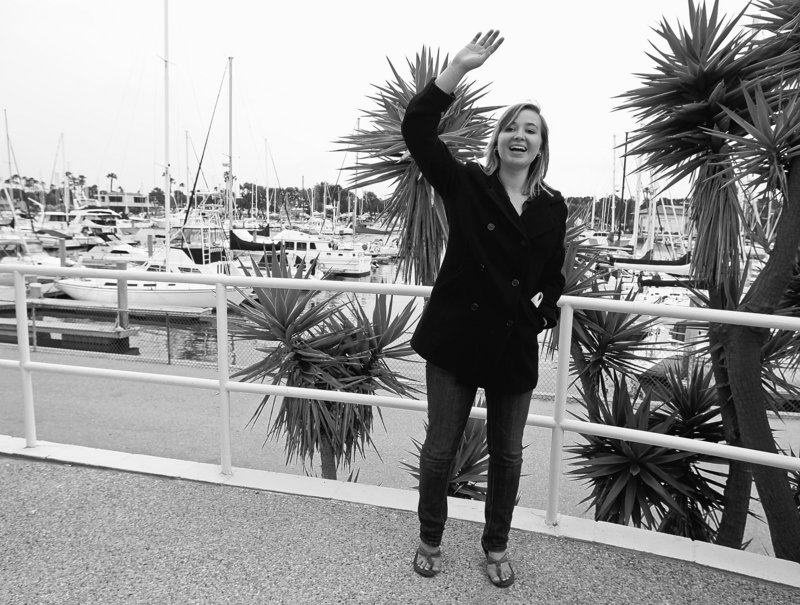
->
[[1, 0, 751, 199]]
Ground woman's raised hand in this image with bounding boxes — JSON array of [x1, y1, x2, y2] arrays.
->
[[452, 30, 504, 72]]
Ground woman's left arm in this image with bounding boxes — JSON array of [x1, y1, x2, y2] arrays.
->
[[538, 202, 568, 328]]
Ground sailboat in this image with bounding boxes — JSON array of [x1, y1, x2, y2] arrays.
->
[[54, 247, 245, 308]]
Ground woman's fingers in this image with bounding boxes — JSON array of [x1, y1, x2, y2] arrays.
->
[[477, 29, 500, 47], [490, 35, 504, 53]]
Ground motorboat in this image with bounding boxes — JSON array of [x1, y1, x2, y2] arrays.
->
[[229, 228, 372, 278], [0, 228, 66, 294]]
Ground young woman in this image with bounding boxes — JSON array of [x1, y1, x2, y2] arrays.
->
[[401, 30, 567, 588]]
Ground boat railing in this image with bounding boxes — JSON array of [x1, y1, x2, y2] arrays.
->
[[1, 262, 800, 550]]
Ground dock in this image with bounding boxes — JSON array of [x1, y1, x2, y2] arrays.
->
[[0, 295, 215, 354], [0, 317, 139, 354], [0, 296, 213, 322]]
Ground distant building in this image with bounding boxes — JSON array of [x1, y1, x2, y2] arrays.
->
[[95, 191, 149, 215], [639, 198, 689, 236]]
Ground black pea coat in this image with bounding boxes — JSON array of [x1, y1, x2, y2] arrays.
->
[[401, 79, 567, 393]]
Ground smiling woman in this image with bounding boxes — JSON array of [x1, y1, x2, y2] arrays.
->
[[399, 30, 568, 588], [484, 104, 549, 213]]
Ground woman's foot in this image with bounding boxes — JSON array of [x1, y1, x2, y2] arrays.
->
[[481, 539, 515, 588], [413, 541, 442, 577], [485, 549, 515, 588]]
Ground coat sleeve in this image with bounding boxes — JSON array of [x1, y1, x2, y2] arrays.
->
[[400, 79, 465, 196], [539, 197, 567, 328]]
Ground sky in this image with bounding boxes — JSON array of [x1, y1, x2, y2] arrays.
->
[[1, 0, 752, 201]]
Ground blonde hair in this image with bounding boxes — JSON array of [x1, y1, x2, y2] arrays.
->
[[482, 102, 552, 197]]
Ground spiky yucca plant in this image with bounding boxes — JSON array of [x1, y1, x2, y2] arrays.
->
[[228, 254, 419, 480], [569, 368, 726, 540], [618, 0, 800, 560], [336, 47, 499, 285]]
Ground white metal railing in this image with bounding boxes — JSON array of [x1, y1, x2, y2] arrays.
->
[[1, 263, 800, 527]]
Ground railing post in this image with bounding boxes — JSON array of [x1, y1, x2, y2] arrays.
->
[[14, 271, 37, 447], [215, 284, 233, 476], [165, 313, 172, 365], [546, 302, 574, 526], [116, 261, 129, 329]]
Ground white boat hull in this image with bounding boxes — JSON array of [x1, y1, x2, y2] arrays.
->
[[54, 278, 245, 308], [315, 251, 373, 277]]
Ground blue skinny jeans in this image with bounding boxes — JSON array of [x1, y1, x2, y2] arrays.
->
[[418, 362, 532, 552]]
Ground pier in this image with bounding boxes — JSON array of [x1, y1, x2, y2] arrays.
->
[[0, 296, 213, 354]]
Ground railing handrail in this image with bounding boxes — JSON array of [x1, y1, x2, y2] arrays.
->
[[3, 264, 800, 532], [560, 294, 800, 331], [0, 262, 432, 296]]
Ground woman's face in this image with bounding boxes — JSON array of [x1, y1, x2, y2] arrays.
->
[[496, 108, 543, 170]]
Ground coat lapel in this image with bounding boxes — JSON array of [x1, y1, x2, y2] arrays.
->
[[486, 173, 527, 236]]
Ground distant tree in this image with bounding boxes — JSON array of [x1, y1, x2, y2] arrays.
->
[[361, 190, 382, 215], [107, 172, 117, 192], [148, 187, 165, 208]]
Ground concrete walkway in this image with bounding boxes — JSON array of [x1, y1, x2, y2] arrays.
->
[[2, 451, 800, 605]]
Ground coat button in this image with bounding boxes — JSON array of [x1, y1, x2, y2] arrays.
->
[[487, 223, 495, 231], [511, 279, 520, 287], [470, 303, 479, 311], [520, 240, 528, 247], [506, 320, 514, 327], [478, 263, 485, 272]]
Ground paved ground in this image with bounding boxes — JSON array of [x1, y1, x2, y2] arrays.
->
[[3, 456, 800, 605]]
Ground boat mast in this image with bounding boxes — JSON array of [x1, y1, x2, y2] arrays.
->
[[185, 130, 189, 213], [61, 134, 69, 216], [353, 117, 359, 245], [611, 134, 616, 234], [631, 174, 642, 254], [264, 139, 270, 219], [618, 132, 629, 241], [163, 0, 171, 269], [4, 109, 11, 184], [226, 56, 233, 219]]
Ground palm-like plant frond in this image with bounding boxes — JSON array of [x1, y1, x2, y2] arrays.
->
[[618, 1, 756, 188], [569, 377, 697, 528], [571, 296, 666, 387], [618, 1, 800, 293], [709, 85, 800, 199], [649, 361, 725, 446], [336, 47, 499, 285], [228, 255, 419, 478], [689, 160, 743, 291], [750, 0, 800, 58], [761, 328, 800, 415], [569, 373, 725, 538]]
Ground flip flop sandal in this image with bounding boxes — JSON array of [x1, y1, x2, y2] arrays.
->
[[485, 552, 515, 588], [412, 545, 442, 577], [482, 538, 515, 588]]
